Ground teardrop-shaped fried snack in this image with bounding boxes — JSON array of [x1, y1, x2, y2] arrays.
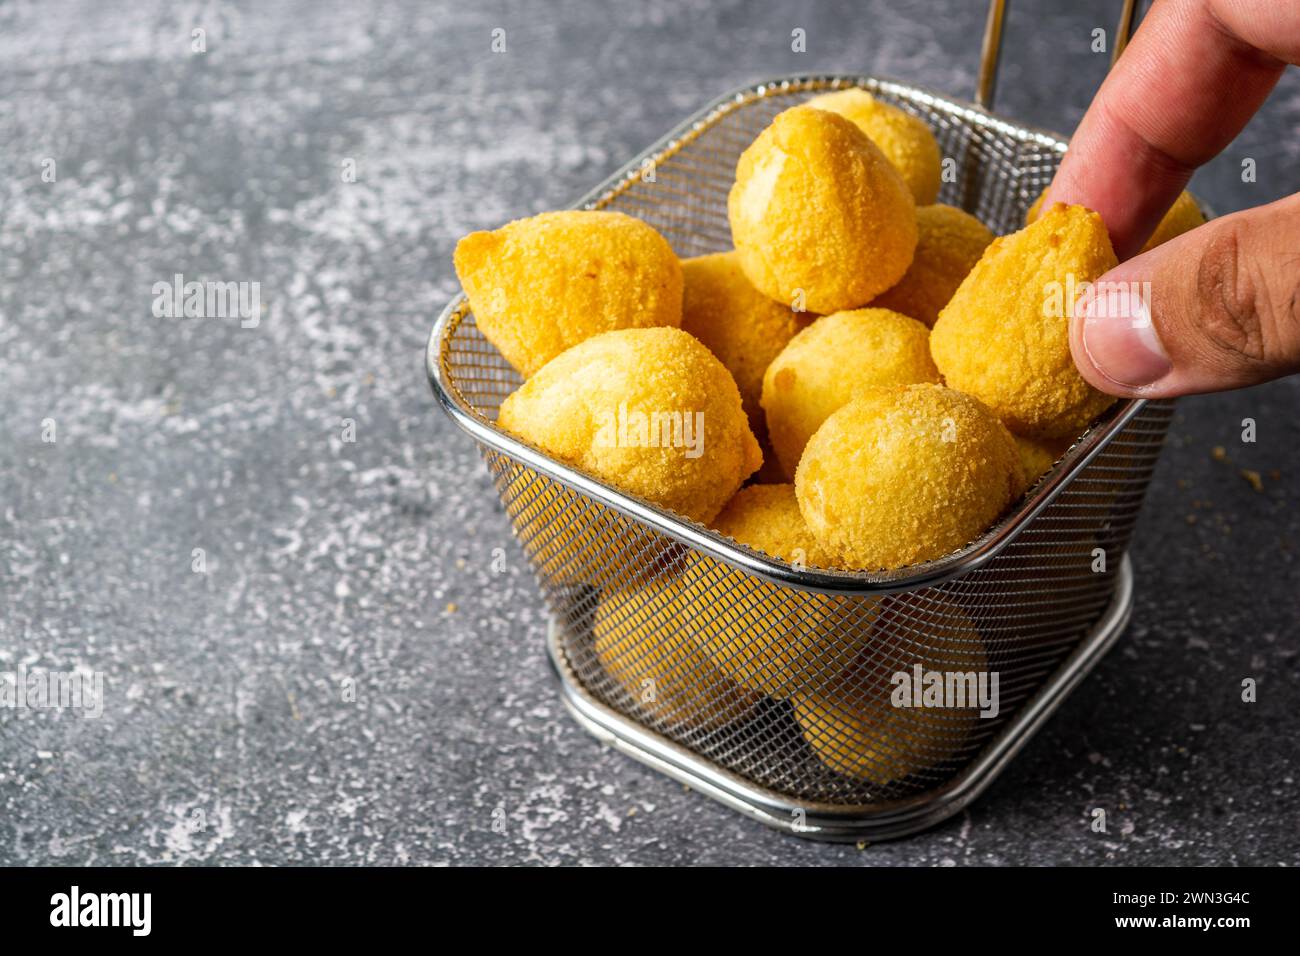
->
[[454, 210, 682, 377], [728, 106, 917, 314]]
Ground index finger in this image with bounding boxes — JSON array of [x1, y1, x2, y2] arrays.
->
[[1043, 0, 1291, 258]]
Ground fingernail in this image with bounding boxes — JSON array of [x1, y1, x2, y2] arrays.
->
[[1077, 279, 1172, 388]]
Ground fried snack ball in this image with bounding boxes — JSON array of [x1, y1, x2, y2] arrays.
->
[[795, 384, 1024, 570], [792, 598, 988, 785], [453, 210, 683, 377], [871, 204, 994, 327], [497, 327, 762, 524], [682, 484, 877, 698], [680, 251, 814, 437], [761, 308, 939, 479], [709, 483, 836, 568], [930, 203, 1120, 440], [728, 106, 917, 314], [1014, 434, 1070, 488], [1027, 188, 1204, 254], [806, 88, 942, 205], [594, 579, 762, 732]]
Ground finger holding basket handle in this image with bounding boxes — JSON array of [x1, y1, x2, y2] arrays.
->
[[1036, 0, 1300, 399]]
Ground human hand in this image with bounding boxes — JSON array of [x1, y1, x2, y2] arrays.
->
[[1042, 0, 1300, 399]]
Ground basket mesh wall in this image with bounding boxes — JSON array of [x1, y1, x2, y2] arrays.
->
[[437, 78, 1172, 807]]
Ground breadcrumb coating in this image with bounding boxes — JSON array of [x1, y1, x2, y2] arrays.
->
[[680, 251, 814, 436], [1027, 188, 1205, 253], [806, 88, 942, 204], [709, 483, 834, 567], [930, 203, 1119, 440], [795, 384, 1024, 570], [497, 327, 761, 524], [1014, 434, 1070, 488], [872, 204, 994, 327], [761, 308, 939, 479], [728, 106, 917, 314], [454, 210, 682, 377]]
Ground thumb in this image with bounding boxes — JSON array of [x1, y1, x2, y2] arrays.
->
[[1070, 194, 1300, 398]]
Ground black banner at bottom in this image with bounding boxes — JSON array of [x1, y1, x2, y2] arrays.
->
[[0, 864, 1287, 941]]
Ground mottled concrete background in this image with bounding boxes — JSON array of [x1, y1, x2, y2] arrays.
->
[[1, 0, 1296, 866]]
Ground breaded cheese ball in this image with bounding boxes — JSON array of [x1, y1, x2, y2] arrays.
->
[[792, 600, 988, 785], [709, 483, 836, 568], [795, 384, 1024, 570], [805, 88, 942, 205], [728, 106, 917, 314], [761, 308, 939, 479], [1014, 434, 1070, 488], [680, 251, 814, 436], [454, 210, 682, 377], [594, 580, 762, 732], [497, 327, 761, 524], [930, 203, 1120, 440], [1027, 188, 1204, 254], [682, 484, 876, 698], [872, 204, 994, 327]]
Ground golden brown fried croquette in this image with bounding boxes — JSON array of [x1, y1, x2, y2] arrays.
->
[[594, 580, 762, 732], [682, 484, 876, 698], [680, 251, 815, 438], [871, 204, 994, 327], [497, 327, 762, 524], [805, 88, 942, 205], [728, 106, 917, 314], [761, 308, 939, 479], [792, 599, 989, 785], [795, 384, 1024, 570], [1027, 188, 1205, 254], [453, 210, 682, 377], [708, 483, 835, 568], [1014, 434, 1071, 488], [930, 203, 1119, 440]]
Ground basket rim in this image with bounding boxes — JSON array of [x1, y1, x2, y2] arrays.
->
[[427, 72, 1159, 596]]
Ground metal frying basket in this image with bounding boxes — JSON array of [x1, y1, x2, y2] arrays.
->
[[427, 6, 1177, 841]]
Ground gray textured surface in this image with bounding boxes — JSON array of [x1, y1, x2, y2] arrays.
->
[[1, 0, 1297, 866]]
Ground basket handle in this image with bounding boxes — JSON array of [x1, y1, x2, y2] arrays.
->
[[976, 0, 1140, 109]]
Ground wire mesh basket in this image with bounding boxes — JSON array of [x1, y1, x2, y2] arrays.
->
[[427, 70, 1176, 841]]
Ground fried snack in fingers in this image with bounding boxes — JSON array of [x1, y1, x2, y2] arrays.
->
[[728, 106, 917, 314], [454, 210, 682, 377], [1027, 188, 1205, 254], [872, 204, 994, 327], [930, 203, 1119, 440], [795, 384, 1024, 570], [761, 308, 939, 479]]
